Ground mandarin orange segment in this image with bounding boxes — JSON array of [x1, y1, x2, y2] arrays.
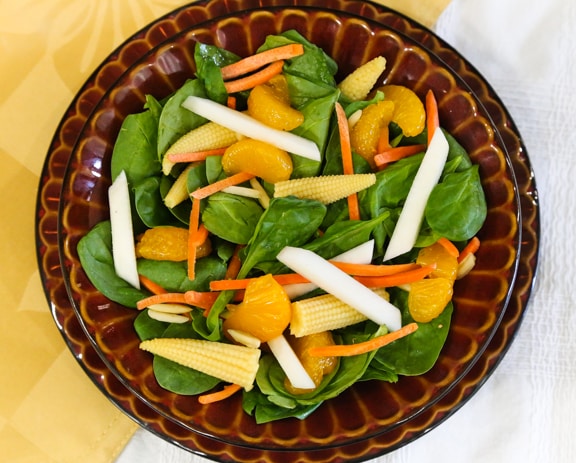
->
[[135, 226, 212, 262], [416, 241, 459, 282], [135, 226, 188, 261], [223, 274, 291, 342], [408, 277, 453, 323], [350, 100, 395, 166], [284, 331, 338, 394], [221, 138, 293, 183], [265, 74, 291, 104], [247, 75, 304, 131], [378, 84, 426, 137]]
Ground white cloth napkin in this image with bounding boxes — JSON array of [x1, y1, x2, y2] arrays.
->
[[117, 0, 576, 461]]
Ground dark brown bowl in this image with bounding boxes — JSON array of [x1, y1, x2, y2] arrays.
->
[[36, 1, 539, 461]]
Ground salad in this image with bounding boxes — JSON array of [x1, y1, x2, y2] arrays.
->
[[77, 30, 487, 424]]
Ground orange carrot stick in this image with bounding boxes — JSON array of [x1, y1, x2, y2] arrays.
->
[[198, 383, 242, 405], [227, 96, 237, 109], [191, 172, 255, 200], [191, 223, 209, 247], [354, 265, 435, 288], [187, 197, 202, 280], [436, 237, 460, 258], [184, 290, 219, 311], [225, 245, 244, 280], [335, 102, 354, 175], [458, 236, 481, 263], [166, 148, 227, 164], [220, 44, 304, 80], [330, 262, 420, 277], [136, 292, 188, 310], [210, 273, 310, 291], [426, 89, 440, 145], [377, 125, 391, 153], [308, 322, 419, 357], [224, 60, 285, 94], [210, 263, 424, 291], [335, 101, 360, 220], [374, 144, 427, 168], [139, 274, 168, 295]]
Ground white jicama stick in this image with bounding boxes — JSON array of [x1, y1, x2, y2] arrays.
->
[[267, 334, 316, 389], [277, 246, 402, 331], [182, 96, 321, 162], [108, 170, 140, 289], [331, 239, 375, 263], [383, 129, 449, 261], [282, 239, 375, 299]]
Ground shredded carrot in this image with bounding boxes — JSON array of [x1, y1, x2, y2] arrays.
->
[[227, 96, 237, 109], [211, 263, 426, 291], [377, 125, 391, 153], [273, 274, 310, 285], [224, 60, 285, 94], [374, 144, 427, 168], [335, 102, 354, 175], [426, 89, 440, 145], [136, 292, 188, 310], [198, 383, 243, 405], [210, 273, 309, 291], [458, 236, 481, 263], [436, 237, 460, 258], [309, 322, 419, 357], [187, 197, 202, 280], [184, 290, 219, 311], [167, 148, 227, 164], [335, 102, 360, 221], [225, 245, 244, 280], [354, 265, 436, 288], [330, 262, 420, 277], [191, 223, 209, 247], [191, 172, 255, 199], [139, 274, 168, 295], [220, 43, 304, 80]]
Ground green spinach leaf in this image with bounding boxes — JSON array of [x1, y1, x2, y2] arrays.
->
[[157, 79, 207, 158], [290, 90, 340, 178], [137, 256, 226, 293], [134, 310, 167, 341], [77, 221, 146, 308], [372, 290, 452, 375], [133, 176, 178, 228], [194, 42, 239, 103], [111, 108, 161, 185], [426, 165, 487, 241], [202, 193, 264, 245], [239, 197, 327, 277]]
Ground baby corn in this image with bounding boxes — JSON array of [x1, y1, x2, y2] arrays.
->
[[140, 338, 260, 390], [163, 164, 194, 209], [273, 174, 375, 205], [338, 56, 387, 101], [162, 121, 238, 175], [290, 288, 389, 337]]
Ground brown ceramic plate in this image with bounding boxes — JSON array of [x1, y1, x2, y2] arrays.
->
[[36, 1, 539, 461]]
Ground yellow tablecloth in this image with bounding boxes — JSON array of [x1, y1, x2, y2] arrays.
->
[[0, 1, 450, 462]]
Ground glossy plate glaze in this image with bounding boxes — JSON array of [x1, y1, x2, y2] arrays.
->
[[36, 1, 539, 461]]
